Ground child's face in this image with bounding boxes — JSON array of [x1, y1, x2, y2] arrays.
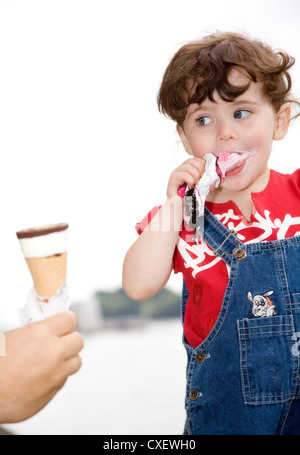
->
[[177, 70, 290, 193]]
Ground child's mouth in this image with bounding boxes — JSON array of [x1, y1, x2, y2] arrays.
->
[[224, 159, 247, 177], [216, 148, 257, 180]]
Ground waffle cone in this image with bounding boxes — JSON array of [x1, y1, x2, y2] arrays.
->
[[25, 253, 67, 298]]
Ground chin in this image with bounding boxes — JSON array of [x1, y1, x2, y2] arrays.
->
[[220, 178, 251, 193]]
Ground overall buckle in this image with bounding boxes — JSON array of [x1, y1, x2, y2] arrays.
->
[[213, 230, 247, 261]]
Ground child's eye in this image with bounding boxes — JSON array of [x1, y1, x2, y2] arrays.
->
[[197, 116, 212, 126], [234, 109, 251, 119]]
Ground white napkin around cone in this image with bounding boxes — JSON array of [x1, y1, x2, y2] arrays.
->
[[19, 283, 70, 325]]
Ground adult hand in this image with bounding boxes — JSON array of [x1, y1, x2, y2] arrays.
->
[[0, 311, 83, 423]]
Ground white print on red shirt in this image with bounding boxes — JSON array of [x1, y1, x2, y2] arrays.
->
[[217, 209, 300, 242], [177, 208, 300, 279]]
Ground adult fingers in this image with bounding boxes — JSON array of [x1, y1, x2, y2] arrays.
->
[[60, 331, 84, 360], [64, 354, 83, 377], [43, 311, 79, 336]]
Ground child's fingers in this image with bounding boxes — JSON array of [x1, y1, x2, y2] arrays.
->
[[182, 157, 206, 170], [176, 159, 206, 188], [177, 171, 198, 189], [167, 157, 207, 198]]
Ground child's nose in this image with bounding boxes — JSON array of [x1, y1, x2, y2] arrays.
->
[[216, 121, 237, 142]]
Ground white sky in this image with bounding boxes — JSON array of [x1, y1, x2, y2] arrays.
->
[[0, 0, 299, 328]]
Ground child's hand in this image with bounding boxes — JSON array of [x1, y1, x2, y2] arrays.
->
[[167, 157, 206, 199]]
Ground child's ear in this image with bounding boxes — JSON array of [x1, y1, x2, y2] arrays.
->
[[176, 124, 193, 155], [273, 104, 291, 140]]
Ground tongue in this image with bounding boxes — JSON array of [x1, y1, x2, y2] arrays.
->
[[216, 150, 255, 180]]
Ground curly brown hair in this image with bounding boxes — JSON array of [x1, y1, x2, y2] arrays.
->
[[157, 32, 299, 126]]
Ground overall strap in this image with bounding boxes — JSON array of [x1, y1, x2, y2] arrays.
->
[[199, 207, 248, 266]]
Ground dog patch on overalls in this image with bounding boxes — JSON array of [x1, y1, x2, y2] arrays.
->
[[247, 291, 276, 317]]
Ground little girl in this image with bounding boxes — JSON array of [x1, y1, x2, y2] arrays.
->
[[123, 31, 300, 435]]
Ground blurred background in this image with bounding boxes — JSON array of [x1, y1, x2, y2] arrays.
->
[[0, 0, 299, 435]]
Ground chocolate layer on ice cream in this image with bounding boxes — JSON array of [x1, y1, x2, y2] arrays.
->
[[16, 223, 68, 239]]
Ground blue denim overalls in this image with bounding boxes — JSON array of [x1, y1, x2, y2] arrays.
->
[[182, 207, 300, 435]]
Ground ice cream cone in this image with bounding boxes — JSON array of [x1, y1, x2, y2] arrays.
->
[[16, 223, 69, 298], [24, 253, 67, 297]]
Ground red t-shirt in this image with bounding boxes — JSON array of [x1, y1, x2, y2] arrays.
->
[[136, 169, 300, 347]]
